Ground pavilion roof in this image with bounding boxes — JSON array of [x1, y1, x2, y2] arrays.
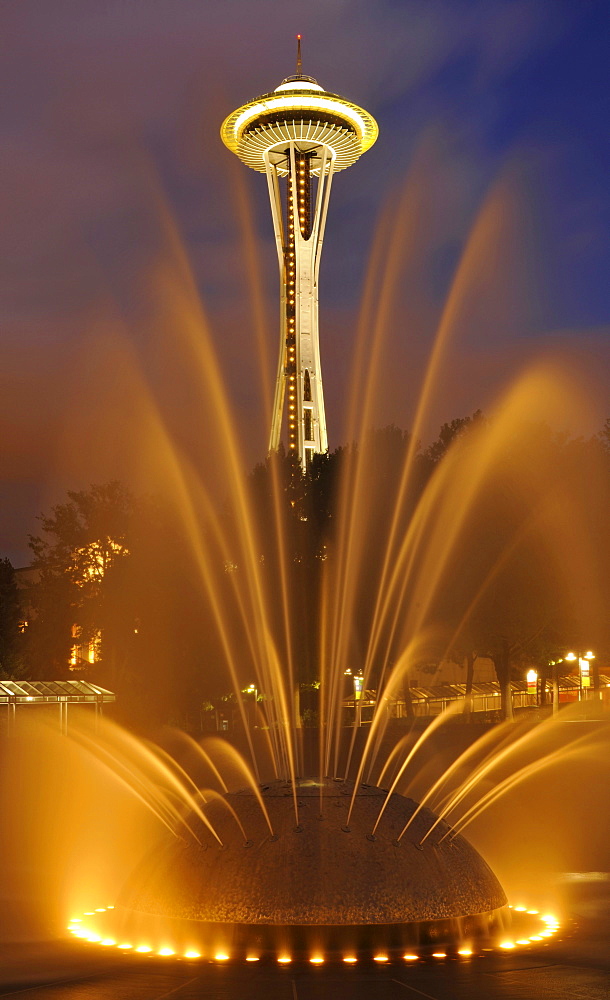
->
[[0, 680, 115, 703]]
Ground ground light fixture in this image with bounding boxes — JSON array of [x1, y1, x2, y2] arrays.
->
[[67, 904, 562, 963]]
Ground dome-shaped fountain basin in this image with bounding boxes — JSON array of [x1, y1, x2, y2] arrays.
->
[[119, 778, 506, 929]]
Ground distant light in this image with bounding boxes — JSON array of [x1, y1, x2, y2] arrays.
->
[[457, 948, 473, 956], [432, 951, 447, 958], [529, 935, 543, 942], [310, 955, 324, 964], [277, 956, 292, 964], [343, 955, 357, 963], [514, 906, 527, 911], [214, 952, 229, 962], [373, 954, 388, 962], [101, 939, 116, 947], [95, 907, 106, 912], [184, 950, 201, 959], [118, 944, 132, 950], [86, 934, 101, 943], [69, 918, 82, 924], [403, 953, 419, 961], [516, 939, 530, 945], [158, 948, 175, 956], [527, 909, 539, 914], [499, 941, 515, 949], [246, 955, 260, 962], [136, 945, 152, 953]]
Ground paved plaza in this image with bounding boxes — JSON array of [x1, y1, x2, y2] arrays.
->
[[2, 922, 610, 1000]]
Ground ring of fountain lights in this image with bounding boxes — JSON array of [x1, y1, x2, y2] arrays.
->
[[68, 905, 561, 965]]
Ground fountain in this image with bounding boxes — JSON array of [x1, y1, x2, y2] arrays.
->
[[3, 51, 608, 976]]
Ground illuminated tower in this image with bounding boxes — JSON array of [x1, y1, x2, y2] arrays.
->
[[221, 39, 378, 470]]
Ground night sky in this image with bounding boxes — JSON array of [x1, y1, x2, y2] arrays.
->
[[1, 0, 608, 566]]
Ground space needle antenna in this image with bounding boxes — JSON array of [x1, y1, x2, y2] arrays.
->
[[296, 34, 302, 74]]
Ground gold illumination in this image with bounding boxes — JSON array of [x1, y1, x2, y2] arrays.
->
[[220, 88, 378, 175]]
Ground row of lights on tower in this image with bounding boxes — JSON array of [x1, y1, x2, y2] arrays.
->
[[286, 156, 298, 451], [284, 150, 312, 453]]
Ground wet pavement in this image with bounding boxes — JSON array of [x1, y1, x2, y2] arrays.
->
[[3, 869, 610, 998], [2, 927, 610, 1000]]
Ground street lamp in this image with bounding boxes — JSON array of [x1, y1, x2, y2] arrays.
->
[[565, 651, 595, 701], [246, 684, 258, 728], [353, 673, 364, 727], [526, 669, 538, 705]]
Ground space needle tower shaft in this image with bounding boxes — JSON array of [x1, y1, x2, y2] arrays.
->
[[221, 39, 377, 471]]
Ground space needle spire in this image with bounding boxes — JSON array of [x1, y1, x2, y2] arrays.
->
[[221, 41, 378, 471]]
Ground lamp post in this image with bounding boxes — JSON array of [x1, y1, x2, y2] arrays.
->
[[526, 668, 538, 706], [549, 659, 560, 714], [354, 674, 364, 727], [564, 651, 595, 702], [246, 684, 258, 729]]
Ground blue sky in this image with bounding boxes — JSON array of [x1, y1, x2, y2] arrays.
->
[[1, 0, 608, 564]]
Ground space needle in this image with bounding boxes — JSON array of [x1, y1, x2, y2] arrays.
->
[[221, 38, 378, 471]]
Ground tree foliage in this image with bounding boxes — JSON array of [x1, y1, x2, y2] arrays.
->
[[0, 558, 25, 678]]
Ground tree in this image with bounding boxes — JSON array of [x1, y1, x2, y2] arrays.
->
[[0, 558, 25, 678], [23, 482, 237, 729], [26, 482, 134, 678], [424, 411, 485, 467]]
